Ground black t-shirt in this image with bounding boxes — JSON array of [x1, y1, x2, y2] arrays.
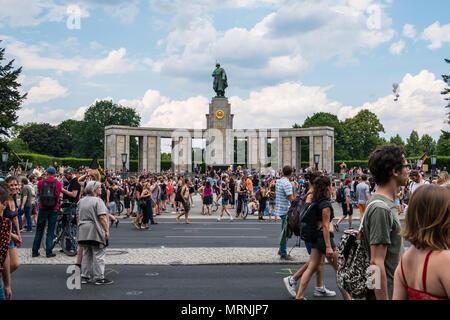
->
[[100, 185, 107, 203], [129, 183, 136, 198], [316, 199, 334, 222], [136, 184, 143, 199], [63, 177, 81, 203]]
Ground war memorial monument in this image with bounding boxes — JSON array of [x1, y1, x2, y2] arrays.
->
[[104, 64, 335, 173]]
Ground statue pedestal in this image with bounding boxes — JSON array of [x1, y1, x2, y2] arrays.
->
[[205, 97, 234, 167]]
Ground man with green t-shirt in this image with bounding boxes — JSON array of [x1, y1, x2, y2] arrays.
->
[[363, 145, 408, 300]]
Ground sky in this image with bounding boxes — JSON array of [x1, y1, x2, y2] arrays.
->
[[1, 0, 450, 148]]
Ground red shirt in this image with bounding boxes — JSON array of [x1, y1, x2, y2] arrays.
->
[[37, 177, 62, 210]]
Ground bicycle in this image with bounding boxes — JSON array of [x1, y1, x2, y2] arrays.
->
[[212, 200, 220, 213], [240, 196, 250, 220], [52, 201, 78, 257]]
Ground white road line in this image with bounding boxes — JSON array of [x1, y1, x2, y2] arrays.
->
[[172, 228, 261, 230], [165, 236, 267, 238]]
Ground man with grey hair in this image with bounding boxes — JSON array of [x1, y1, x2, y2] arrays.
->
[[77, 181, 113, 285]]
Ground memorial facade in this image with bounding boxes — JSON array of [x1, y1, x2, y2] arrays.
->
[[104, 97, 334, 173], [104, 64, 334, 173]]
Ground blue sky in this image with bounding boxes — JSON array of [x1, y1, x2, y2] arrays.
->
[[1, 0, 449, 141]]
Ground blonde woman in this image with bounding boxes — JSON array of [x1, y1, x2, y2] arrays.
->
[[436, 172, 450, 187]]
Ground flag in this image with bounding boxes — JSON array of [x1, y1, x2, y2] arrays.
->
[[418, 153, 427, 169], [89, 157, 105, 178]]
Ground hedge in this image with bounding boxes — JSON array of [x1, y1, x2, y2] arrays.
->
[[334, 156, 450, 173], [8, 153, 450, 174]]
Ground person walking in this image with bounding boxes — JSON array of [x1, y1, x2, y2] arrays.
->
[[295, 176, 351, 300], [0, 185, 13, 300], [175, 178, 192, 224], [334, 179, 353, 231], [267, 181, 277, 222], [200, 180, 213, 215], [18, 177, 33, 232], [363, 145, 407, 300], [277, 166, 295, 261], [217, 177, 233, 222], [393, 184, 450, 300], [77, 181, 113, 285], [356, 174, 371, 222]]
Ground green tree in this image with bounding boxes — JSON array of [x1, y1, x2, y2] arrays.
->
[[389, 134, 405, 148], [83, 100, 141, 158], [58, 119, 103, 158], [7, 137, 30, 153], [0, 40, 27, 149], [436, 131, 450, 156], [342, 110, 385, 160], [419, 134, 436, 155], [19, 123, 72, 157], [405, 130, 421, 157], [442, 58, 450, 128], [300, 112, 349, 160]]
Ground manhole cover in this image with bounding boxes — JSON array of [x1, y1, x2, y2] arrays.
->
[[145, 272, 159, 276], [126, 291, 143, 296], [106, 250, 128, 256]]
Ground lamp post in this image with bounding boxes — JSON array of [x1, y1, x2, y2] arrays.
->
[[2, 152, 9, 176], [121, 153, 127, 179], [430, 155, 437, 176], [314, 154, 320, 171]]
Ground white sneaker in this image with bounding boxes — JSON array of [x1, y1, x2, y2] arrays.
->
[[283, 276, 297, 298], [217, 217, 222, 222], [314, 286, 336, 297]]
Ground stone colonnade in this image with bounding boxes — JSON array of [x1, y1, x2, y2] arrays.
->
[[104, 126, 334, 173]]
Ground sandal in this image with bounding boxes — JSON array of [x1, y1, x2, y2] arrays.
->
[[115, 220, 119, 228]]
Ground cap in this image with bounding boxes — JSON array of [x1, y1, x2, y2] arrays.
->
[[344, 178, 351, 185], [410, 170, 419, 176], [46, 166, 56, 174], [64, 167, 74, 174]]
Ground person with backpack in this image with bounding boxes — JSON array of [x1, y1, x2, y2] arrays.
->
[[283, 172, 337, 299], [267, 182, 277, 222], [295, 176, 351, 300], [175, 178, 192, 224], [361, 145, 407, 300], [32, 167, 62, 258], [216, 177, 233, 222], [334, 179, 353, 231]]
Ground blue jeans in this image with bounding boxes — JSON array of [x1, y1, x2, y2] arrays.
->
[[279, 215, 288, 257], [32, 208, 58, 256], [18, 207, 32, 231]]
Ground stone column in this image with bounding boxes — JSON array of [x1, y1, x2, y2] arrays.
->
[[282, 137, 292, 167], [125, 135, 130, 172], [156, 136, 161, 172], [139, 136, 148, 173], [148, 136, 157, 173], [309, 136, 314, 169], [291, 136, 297, 171]]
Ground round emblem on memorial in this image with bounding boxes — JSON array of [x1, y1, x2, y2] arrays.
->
[[215, 110, 225, 119]]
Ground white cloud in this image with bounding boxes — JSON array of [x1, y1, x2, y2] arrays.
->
[[403, 24, 416, 39], [115, 70, 447, 141], [2, 36, 137, 78], [23, 77, 68, 105], [149, 0, 394, 88], [389, 40, 405, 55], [421, 21, 450, 50]]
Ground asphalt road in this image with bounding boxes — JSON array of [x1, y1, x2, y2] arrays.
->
[[11, 264, 342, 300]]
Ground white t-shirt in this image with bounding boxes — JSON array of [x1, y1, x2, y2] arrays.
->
[[410, 181, 422, 195]]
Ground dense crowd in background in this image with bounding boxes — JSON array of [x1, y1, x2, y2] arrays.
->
[[0, 148, 449, 300]]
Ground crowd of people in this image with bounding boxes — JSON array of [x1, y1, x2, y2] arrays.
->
[[0, 148, 449, 300]]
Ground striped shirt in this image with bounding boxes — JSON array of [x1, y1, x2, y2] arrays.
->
[[275, 177, 293, 217]]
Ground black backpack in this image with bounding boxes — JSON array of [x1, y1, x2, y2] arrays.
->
[[298, 200, 321, 243], [287, 192, 311, 237], [40, 180, 58, 208], [336, 187, 345, 203]]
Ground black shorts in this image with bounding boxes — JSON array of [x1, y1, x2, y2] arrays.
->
[[203, 195, 213, 205], [311, 231, 336, 255], [124, 197, 131, 209], [341, 203, 353, 216]]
